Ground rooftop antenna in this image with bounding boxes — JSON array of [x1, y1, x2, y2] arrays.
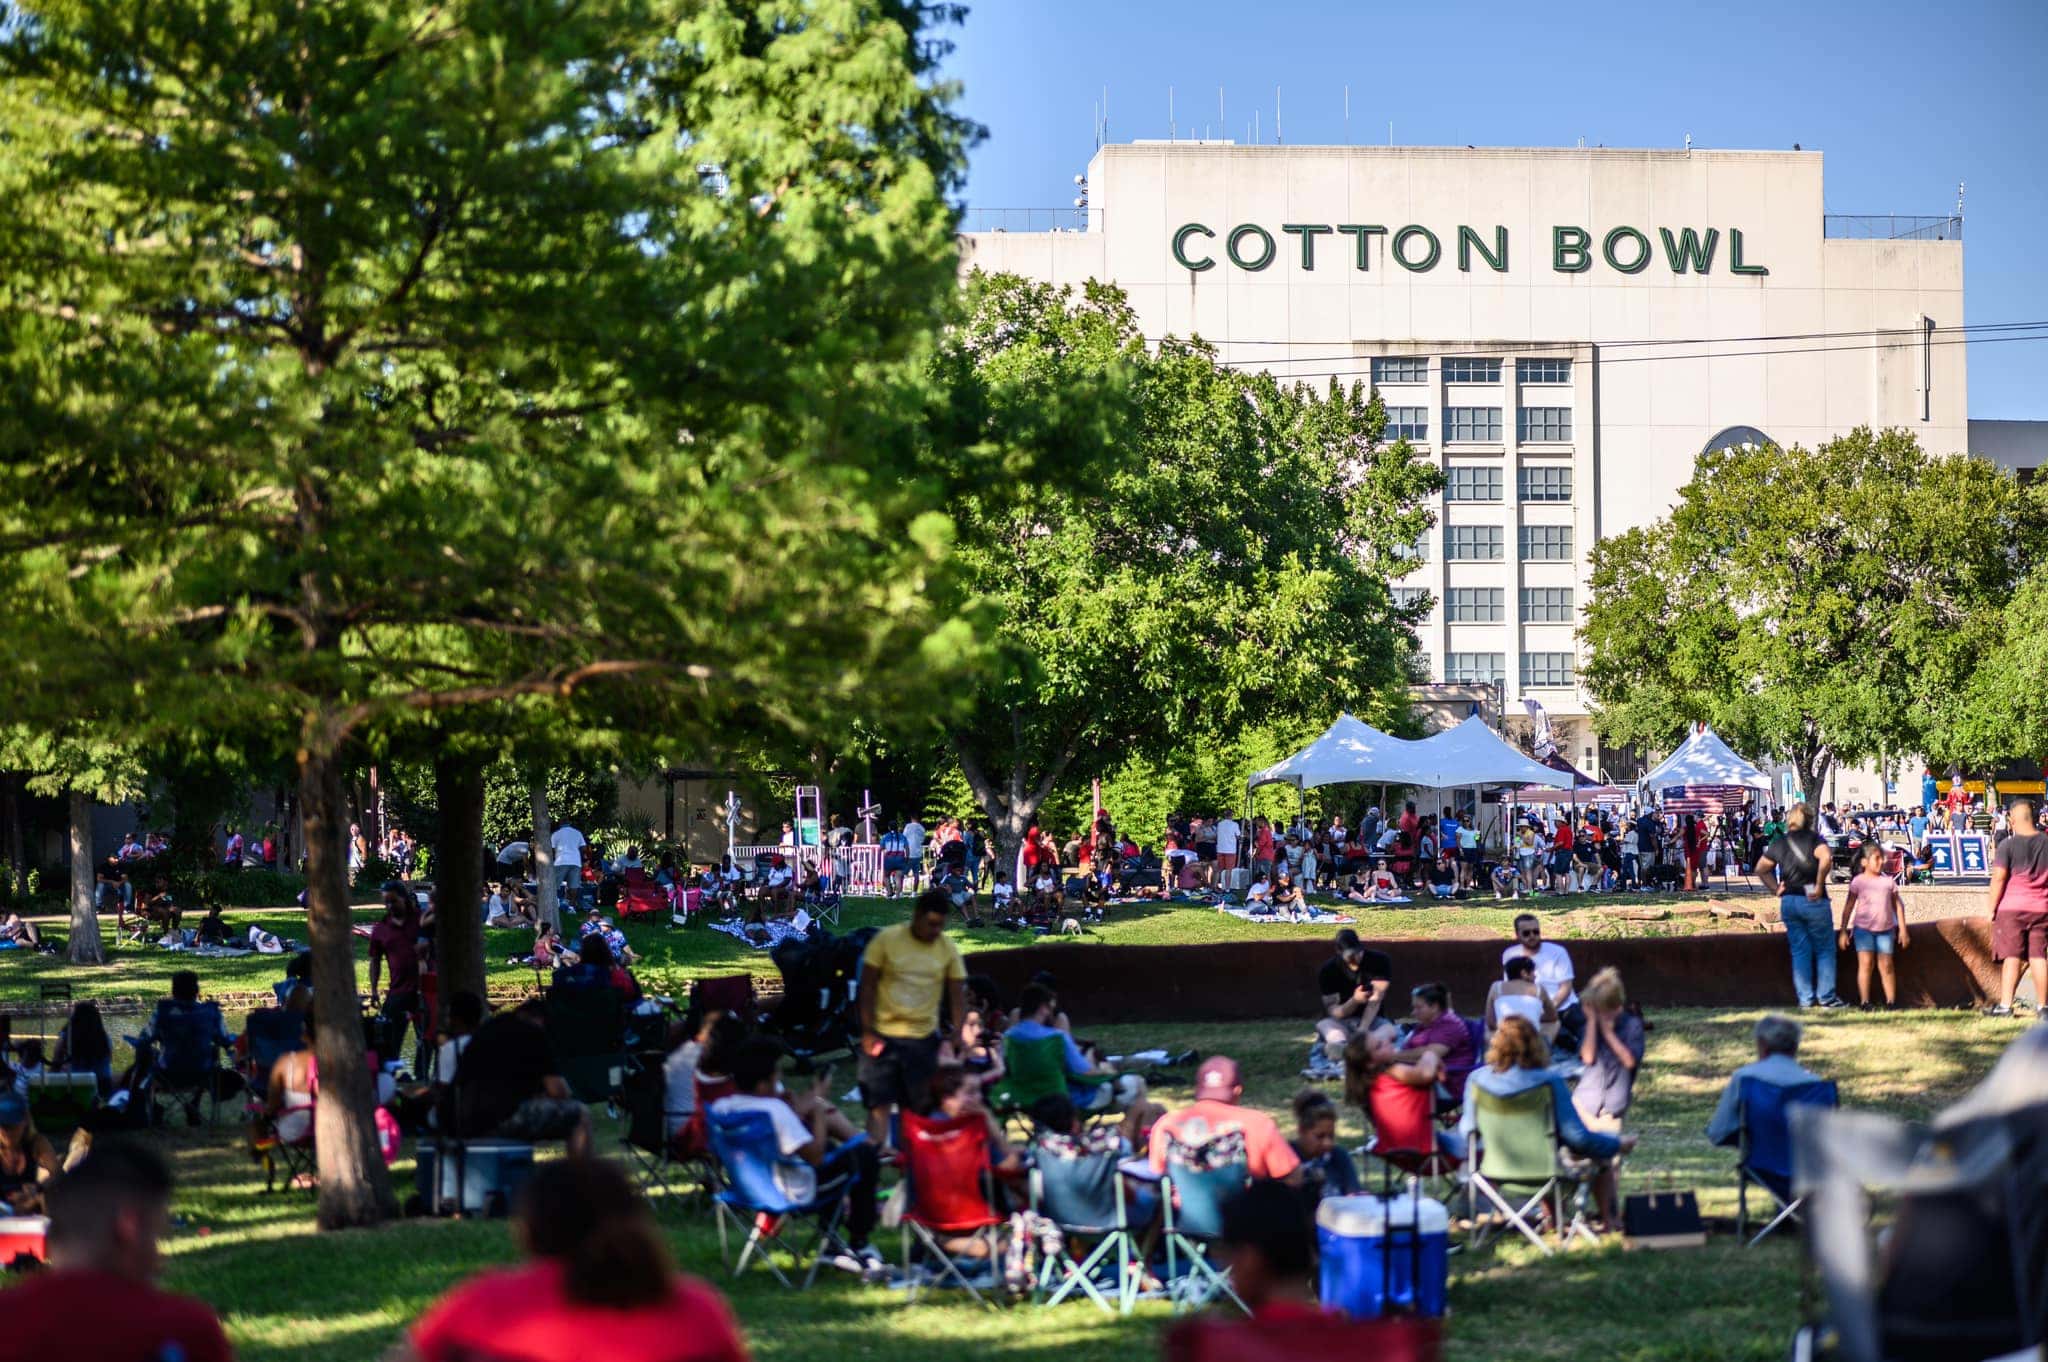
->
[[1388, 120, 1394, 147], [1102, 85, 1108, 144], [1684, 132, 1692, 155], [1956, 179, 1966, 220], [1169, 85, 1175, 141], [1276, 84, 1282, 144]]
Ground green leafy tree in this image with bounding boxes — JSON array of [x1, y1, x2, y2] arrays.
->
[[1581, 428, 2042, 803], [0, 728, 144, 963], [1946, 565, 2048, 773], [0, 0, 976, 1227], [933, 273, 1438, 868]]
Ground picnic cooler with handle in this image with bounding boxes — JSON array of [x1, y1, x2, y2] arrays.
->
[[0, 1215, 49, 1265], [1317, 1193, 1450, 1319], [414, 1138, 534, 1216]]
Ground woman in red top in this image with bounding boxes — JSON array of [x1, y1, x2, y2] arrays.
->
[[1682, 813, 1709, 892], [1343, 1028, 1465, 1166], [401, 1159, 748, 1362]]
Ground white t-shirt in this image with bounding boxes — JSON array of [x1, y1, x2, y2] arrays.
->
[[434, 1035, 471, 1085], [1214, 818, 1242, 856], [663, 1040, 702, 1137], [550, 825, 586, 870], [1503, 940, 1578, 1012], [903, 820, 925, 856], [992, 881, 1014, 905], [710, 1093, 815, 1202]]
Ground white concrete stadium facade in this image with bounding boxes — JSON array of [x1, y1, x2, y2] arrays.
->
[[960, 144, 1967, 782]]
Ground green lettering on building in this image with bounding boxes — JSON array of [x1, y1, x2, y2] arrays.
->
[[1729, 228, 1769, 276], [1659, 226, 1719, 273], [1553, 226, 1592, 273], [1281, 223, 1334, 270], [1335, 224, 1387, 270], [1458, 225, 1508, 273], [1164, 222, 1770, 276], [1392, 225, 1440, 272], [1227, 223, 1276, 271], [1602, 226, 1652, 274]]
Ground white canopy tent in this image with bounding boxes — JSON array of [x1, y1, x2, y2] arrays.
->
[[1639, 726, 1774, 795], [1403, 716, 1578, 792], [1246, 713, 1423, 792]]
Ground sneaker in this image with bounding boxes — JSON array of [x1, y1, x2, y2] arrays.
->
[[1983, 1004, 2015, 1017], [1816, 997, 1850, 1009], [855, 1244, 889, 1274]]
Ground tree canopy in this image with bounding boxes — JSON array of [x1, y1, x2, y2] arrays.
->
[[0, 0, 980, 1227], [1580, 427, 2044, 802], [932, 272, 1439, 861]]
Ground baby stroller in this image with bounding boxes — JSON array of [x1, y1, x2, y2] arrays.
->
[[762, 925, 874, 1062], [1790, 1029, 2048, 1362]]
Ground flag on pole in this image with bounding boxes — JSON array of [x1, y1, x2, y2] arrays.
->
[[1523, 698, 1556, 760]]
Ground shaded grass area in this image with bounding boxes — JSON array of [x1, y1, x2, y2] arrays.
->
[[3, 891, 1748, 1011], [53, 1007, 2019, 1362]]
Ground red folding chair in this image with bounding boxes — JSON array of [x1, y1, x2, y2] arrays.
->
[[899, 1110, 1007, 1309]]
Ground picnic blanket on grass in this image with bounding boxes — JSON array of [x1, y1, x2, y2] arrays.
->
[[1219, 905, 1357, 926], [706, 917, 810, 952]]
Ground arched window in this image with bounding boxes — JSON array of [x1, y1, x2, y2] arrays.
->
[[1702, 425, 1774, 454]]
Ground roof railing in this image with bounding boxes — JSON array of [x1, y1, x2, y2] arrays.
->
[[1823, 214, 1963, 242]]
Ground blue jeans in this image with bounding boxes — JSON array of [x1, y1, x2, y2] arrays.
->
[[1782, 894, 1841, 1006]]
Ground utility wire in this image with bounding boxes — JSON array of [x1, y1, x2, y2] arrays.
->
[[1185, 327, 2048, 378]]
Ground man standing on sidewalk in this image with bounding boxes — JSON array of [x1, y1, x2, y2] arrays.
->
[[1984, 797, 2048, 1018], [1756, 803, 1845, 1010], [855, 888, 966, 1144]]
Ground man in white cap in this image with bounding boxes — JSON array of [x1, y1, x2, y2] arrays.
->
[[1147, 1056, 1302, 1184]]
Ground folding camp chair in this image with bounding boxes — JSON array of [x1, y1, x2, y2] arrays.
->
[[900, 1109, 1007, 1309], [1159, 1134, 1251, 1315], [1736, 1076, 1839, 1247], [1465, 1084, 1594, 1256], [241, 1007, 309, 1102], [989, 1033, 1114, 1137], [146, 1001, 230, 1128], [1031, 1134, 1145, 1315], [544, 980, 628, 1106], [617, 1050, 711, 1214], [25, 1074, 98, 1138], [705, 1106, 861, 1290]]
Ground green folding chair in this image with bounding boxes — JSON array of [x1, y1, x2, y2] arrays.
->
[[1465, 1083, 1590, 1256], [988, 1033, 1112, 1136]]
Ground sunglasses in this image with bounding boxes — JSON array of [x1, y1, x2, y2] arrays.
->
[[1518, 928, 1542, 938]]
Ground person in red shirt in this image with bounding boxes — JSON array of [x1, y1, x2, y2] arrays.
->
[[367, 881, 423, 1046], [399, 1158, 748, 1362], [0, 1141, 233, 1362]]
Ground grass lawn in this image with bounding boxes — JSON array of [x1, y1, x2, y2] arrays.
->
[[3, 889, 1749, 1015], [36, 1006, 2023, 1362]]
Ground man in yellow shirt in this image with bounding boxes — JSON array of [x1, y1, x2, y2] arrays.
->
[[857, 888, 967, 1143]]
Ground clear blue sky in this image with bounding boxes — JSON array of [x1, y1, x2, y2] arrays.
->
[[941, 0, 2048, 419]]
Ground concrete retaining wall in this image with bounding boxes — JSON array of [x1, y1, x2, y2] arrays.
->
[[964, 917, 2002, 1022]]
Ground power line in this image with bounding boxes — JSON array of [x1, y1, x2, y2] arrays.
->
[[1142, 318, 2047, 366], [1182, 327, 2048, 379]]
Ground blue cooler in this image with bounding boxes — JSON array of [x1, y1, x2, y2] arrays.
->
[[1317, 1193, 1450, 1319], [415, 1139, 535, 1217]]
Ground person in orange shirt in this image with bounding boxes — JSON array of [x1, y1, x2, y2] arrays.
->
[[1148, 1057, 1302, 1184]]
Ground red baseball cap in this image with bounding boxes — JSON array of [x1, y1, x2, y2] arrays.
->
[[1194, 1056, 1241, 1102]]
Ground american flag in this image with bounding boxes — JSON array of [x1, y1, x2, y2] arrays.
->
[[1659, 785, 1754, 816]]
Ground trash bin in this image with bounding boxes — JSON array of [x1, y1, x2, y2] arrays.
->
[[1316, 1193, 1450, 1319]]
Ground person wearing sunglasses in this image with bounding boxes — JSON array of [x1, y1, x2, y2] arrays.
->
[[1501, 914, 1583, 1050]]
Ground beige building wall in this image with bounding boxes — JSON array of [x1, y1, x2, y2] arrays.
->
[[960, 144, 1968, 754]]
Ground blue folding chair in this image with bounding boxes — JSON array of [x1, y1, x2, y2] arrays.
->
[[1160, 1134, 1251, 1315], [1736, 1076, 1839, 1247], [241, 1007, 309, 1101], [147, 1001, 230, 1127], [1032, 1135, 1145, 1315], [705, 1106, 861, 1289]]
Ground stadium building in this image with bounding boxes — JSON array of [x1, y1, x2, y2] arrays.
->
[[961, 143, 1984, 784]]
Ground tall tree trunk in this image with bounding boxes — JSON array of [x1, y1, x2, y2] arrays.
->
[[67, 789, 102, 965], [3, 772, 24, 893], [532, 779, 558, 932], [433, 751, 488, 1009], [301, 740, 398, 1229]]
